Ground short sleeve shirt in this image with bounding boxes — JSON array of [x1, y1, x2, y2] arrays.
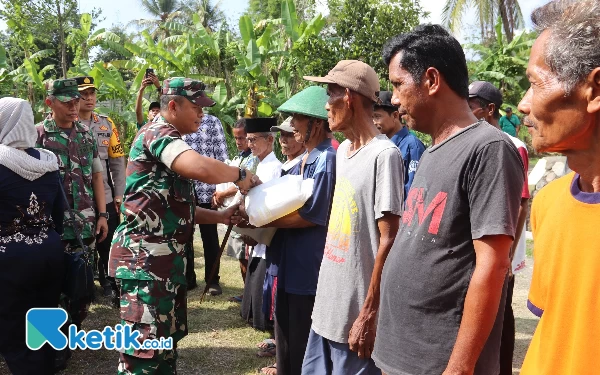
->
[[499, 115, 521, 137], [278, 139, 336, 295], [108, 119, 195, 285], [390, 127, 426, 200], [372, 121, 525, 375], [35, 119, 102, 240], [311, 135, 404, 343]]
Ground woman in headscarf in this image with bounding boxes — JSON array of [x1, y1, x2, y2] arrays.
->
[[0, 97, 65, 375]]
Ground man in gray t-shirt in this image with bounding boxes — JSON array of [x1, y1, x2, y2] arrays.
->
[[373, 25, 524, 375], [303, 60, 404, 374]]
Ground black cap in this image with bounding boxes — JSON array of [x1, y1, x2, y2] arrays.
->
[[75, 76, 96, 91], [469, 81, 502, 108], [374, 91, 398, 110], [244, 117, 277, 133], [149, 101, 160, 110]]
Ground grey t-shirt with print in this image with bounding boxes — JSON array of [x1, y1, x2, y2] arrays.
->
[[372, 121, 525, 375], [311, 134, 404, 343]]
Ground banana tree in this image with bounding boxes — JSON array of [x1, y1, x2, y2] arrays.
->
[[234, 0, 326, 118], [66, 13, 121, 67]]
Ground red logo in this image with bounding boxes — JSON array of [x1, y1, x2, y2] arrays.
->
[[99, 125, 108, 131], [402, 188, 447, 235]]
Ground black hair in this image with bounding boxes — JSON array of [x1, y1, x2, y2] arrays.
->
[[149, 101, 160, 110], [473, 97, 500, 119], [233, 118, 246, 129], [373, 106, 397, 116], [159, 95, 185, 110], [382, 24, 469, 99]]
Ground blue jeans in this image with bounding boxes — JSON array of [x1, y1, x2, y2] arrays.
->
[[301, 329, 381, 375]]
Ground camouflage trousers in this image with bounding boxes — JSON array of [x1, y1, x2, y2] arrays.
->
[[117, 279, 188, 375], [60, 238, 96, 327]]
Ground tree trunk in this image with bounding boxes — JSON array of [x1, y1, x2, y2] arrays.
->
[[56, 0, 67, 78], [498, 0, 513, 42]]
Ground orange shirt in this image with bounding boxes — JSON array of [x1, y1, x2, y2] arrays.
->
[[522, 172, 600, 375]]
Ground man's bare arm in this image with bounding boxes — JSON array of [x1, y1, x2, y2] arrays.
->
[[348, 212, 400, 359], [509, 198, 529, 262], [443, 234, 512, 375], [265, 211, 315, 229], [92, 171, 108, 242]]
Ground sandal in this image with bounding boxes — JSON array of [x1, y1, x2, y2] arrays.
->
[[259, 364, 277, 375], [256, 347, 276, 357], [256, 338, 275, 350]]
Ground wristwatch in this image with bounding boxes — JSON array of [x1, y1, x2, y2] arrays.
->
[[99, 212, 110, 220], [234, 168, 247, 185]]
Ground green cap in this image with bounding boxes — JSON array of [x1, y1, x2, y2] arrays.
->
[[277, 86, 329, 120], [162, 77, 216, 107], [47, 79, 82, 102]]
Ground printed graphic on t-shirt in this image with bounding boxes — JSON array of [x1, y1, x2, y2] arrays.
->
[[324, 177, 357, 263], [402, 187, 448, 236]]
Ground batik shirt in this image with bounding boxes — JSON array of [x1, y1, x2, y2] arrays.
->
[[182, 114, 228, 204], [108, 117, 195, 285], [36, 119, 103, 240]]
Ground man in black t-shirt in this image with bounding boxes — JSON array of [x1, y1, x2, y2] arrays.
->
[[372, 25, 524, 375]]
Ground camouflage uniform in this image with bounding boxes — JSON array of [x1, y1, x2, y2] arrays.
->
[[35, 78, 104, 328], [76, 75, 127, 295], [35, 97, 103, 262], [109, 77, 215, 374]]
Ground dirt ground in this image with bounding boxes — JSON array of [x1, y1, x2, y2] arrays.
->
[[511, 254, 540, 374]]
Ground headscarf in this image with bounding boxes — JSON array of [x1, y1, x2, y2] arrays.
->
[[0, 97, 58, 180]]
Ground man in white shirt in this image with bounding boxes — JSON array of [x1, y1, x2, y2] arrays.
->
[[241, 117, 283, 331]]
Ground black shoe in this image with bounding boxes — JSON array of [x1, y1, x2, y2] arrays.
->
[[54, 348, 71, 373], [187, 281, 198, 291], [103, 284, 112, 297], [208, 283, 222, 296]]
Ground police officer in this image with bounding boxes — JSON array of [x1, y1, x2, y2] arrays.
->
[[36, 78, 109, 370], [75, 76, 126, 298], [109, 77, 257, 374]]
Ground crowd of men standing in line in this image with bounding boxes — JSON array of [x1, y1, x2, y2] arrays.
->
[[0, 0, 598, 374]]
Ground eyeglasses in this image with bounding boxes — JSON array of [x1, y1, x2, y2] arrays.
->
[[246, 136, 268, 144]]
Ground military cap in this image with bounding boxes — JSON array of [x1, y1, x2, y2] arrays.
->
[[162, 77, 215, 107], [47, 79, 82, 102], [75, 76, 96, 91], [277, 86, 329, 121], [245, 117, 277, 133]]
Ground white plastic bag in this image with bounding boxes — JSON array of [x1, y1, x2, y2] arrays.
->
[[232, 226, 278, 246], [245, 174, 314, 227]]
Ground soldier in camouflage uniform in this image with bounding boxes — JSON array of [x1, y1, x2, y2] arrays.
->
[[76, 76, 127, 298], [109, 77, 257, 375], [36, 79, 109, 371]]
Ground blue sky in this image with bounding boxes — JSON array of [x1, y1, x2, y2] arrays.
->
[[1, 0, 551, 41]]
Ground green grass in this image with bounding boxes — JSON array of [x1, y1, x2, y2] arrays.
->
[[526, 239, 534, 258], [0, 233, 273, 375]]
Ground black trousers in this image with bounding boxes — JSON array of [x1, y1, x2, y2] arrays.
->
[[96, 202, 119, 287], [499, 275, 515, 375], [275, 291, 316, 375], [0, 237, 64, 375], [189, 203, 221, 285]]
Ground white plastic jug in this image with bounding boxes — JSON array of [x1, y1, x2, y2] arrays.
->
[[245, 174, 314, 227]]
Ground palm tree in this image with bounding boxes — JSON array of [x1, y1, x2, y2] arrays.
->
[[130, 0, 183, 39], [442, 0, 524, 43], [181, 0, 226, 33]]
